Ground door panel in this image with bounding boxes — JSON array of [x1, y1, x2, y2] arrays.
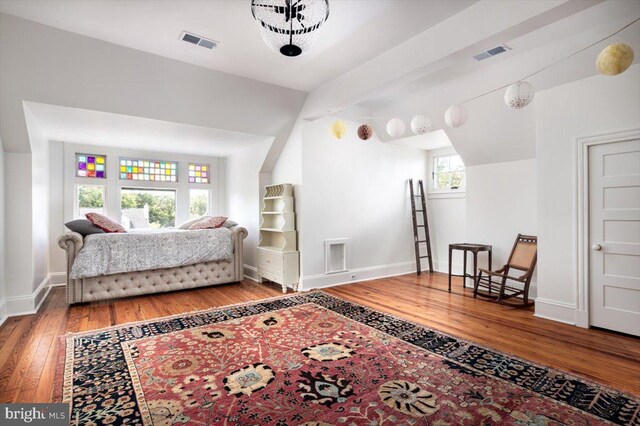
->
[[589, 139, 640, 336]]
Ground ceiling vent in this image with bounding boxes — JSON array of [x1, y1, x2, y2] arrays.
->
[[180, 31, 218, 50], [473, 44, 511, 61]]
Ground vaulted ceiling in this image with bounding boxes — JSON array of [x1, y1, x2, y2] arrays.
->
[[0, 0, 474, 91], [1, 0, 638, 167]]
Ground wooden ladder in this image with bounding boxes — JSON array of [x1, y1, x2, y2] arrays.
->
[[409, 179, 433, 275]]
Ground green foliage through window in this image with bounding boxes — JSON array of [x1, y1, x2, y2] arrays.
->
[[121, 188, 176, 228], [190, 189, 209, 218], [78, 185, 104, 208], [433, 155, 466, 190]]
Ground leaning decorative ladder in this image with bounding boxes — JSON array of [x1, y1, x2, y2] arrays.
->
[[257, 183, 300, 292], [409, 179, 433, 275]]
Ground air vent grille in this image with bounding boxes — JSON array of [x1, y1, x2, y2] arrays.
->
[[180, 31, 218, 50], [473, 44, 510, 61]]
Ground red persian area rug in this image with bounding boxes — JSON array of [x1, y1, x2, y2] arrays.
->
[[55, 292, 639, 425]]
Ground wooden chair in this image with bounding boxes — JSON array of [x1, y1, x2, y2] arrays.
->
[[473, 234, 537, 307]]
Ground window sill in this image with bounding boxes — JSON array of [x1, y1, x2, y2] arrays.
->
[[427, 191, 466, 200]]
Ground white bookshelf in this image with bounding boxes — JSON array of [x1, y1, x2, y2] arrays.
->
[[257, 183, 299, 292]]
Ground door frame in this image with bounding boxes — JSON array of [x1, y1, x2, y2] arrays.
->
[[575, 128, 640, 328]]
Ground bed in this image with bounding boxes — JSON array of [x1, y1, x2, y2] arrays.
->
[[58, 226, 247, 304]]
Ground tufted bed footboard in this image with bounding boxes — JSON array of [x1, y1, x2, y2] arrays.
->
[[58, 226, 248, 304]]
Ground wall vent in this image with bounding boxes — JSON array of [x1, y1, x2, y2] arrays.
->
[[180, 31, 218, 50], [473, 44, 510, 61], [325, 238, 348, 274]]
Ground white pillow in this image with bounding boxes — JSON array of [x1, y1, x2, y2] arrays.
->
[[178, 216, 210, 230]]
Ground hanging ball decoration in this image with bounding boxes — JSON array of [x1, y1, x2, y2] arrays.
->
[[251, 0, 330, 57], [410, 114, 432, 135], [596, 43, 634, 76], [357, 124, 374, 141], [330, 120, 347, 139], [444, 105, 468, 128], [386, 118, 406, 138], [504, 81, 535, 109]]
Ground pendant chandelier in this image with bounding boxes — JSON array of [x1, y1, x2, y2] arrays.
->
[[251, 0, 330, 57]]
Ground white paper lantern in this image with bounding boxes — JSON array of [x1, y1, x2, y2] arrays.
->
[[504, 81, 535, 109], [386, 118, 406, 138], [444, 105, 468, 128], [410, 114, 432, 135]]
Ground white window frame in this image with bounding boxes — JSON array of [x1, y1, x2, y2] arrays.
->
[[120, 186, 179, 229], [427, 148, 466, 198], [63, 143, 221, 228], [189, 188, 211, 219], [74, 183, 108, 219]]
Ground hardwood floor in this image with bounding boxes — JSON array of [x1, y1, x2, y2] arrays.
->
[[0, 272, 638, 404]]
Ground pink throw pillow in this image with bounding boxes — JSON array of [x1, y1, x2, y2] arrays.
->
[[85, 212, 127, 233], [188, 216, 227, 230]]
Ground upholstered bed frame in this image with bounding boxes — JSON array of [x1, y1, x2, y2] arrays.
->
[[58, 226, 248, 304]]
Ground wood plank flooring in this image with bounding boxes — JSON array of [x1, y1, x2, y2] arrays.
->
[[0, 272, 638, 403]]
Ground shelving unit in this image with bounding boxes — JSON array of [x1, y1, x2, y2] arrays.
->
[[257, 183, 299, 292]]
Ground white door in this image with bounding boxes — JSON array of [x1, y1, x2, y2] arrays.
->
[[589, 138, 640, 336]]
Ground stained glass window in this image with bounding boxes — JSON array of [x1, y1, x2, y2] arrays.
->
[[119, 158, 178, 182], [188, 163, 210, 184], [76, 154, 106, 178]]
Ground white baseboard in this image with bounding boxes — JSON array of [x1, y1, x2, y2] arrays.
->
[[4, 275, 52, 318], [0, 299, 7, 328], [301, 260, 430, 291], [534, 298, 576, 325], [243, 264, 259, 282], [574, 309, 589, 329], [1, 272, 68, 321], [432, 260, 463, 275]]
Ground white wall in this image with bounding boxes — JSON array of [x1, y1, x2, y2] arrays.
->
[[0, 13, 306, 155], [535, 64, 640, 324], [424, 148, 467, 275], [226, 139, 273, 278], [270, 117, 304, 274], [0, 13, 305, 311], [24, 105, 50, 293], [300, 117, 429, 288], [465, 159, 538, 292], [426, 196, 466, 274], [3, 153, 34, 299], [0, 138, 6, 324], [49, 141, 66, 279]]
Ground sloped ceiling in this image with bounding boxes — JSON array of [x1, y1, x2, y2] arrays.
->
[[24, 102, 272, 157], [303, 0, 640, 167], [366, 1, 640, 166], [0, 0, 474, 91], [1, 0, 639, 169], [0, 13, 306, 155]]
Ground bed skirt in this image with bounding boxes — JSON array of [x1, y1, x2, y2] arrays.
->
[[58, 226, 247, 304]]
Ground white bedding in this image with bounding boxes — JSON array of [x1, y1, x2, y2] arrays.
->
[[69, 227, 234, 279]]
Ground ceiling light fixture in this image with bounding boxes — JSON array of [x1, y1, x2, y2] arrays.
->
[[251, 0, 330, 57]]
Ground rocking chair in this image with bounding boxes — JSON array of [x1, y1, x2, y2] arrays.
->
[[474, 234, 537, 307]]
